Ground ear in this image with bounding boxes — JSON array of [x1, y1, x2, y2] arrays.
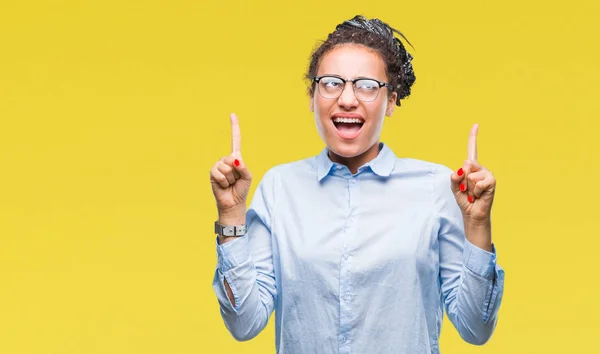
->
[[309, 89, 315, 112], [386, 92, 397, 116]]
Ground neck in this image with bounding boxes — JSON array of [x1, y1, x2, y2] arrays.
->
[[328, 142, 381, 174]]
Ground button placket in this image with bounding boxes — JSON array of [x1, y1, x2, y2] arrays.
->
[[339, 176, 360, 353]]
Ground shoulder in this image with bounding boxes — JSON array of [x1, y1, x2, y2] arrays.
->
[[255, 155, 317, 187], [250, 156, 317, 212], [393, 157, 453, 179], [392, 157, 455, 197], [270, 156, 316, 175]]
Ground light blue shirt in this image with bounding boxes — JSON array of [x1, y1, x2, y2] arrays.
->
[[212, 142, 505, 354]]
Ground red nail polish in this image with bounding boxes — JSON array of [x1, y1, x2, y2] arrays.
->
[[460, 183, 466, 192], [467, 195, 474, 203], [457, 168, 464, 176], [234, 159, 240, 167]]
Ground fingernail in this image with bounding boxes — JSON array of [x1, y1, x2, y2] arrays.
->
[[460, 183, 466, 192], [234, 159, 240, 167], [457, 168, 464, 176], [467, 195, 474, 203]]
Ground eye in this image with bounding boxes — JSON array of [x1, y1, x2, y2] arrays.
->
[[356, 79, 378, 91], [321, 77, 343, 88]]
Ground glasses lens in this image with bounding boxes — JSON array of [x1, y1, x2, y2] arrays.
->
[[354, 79, 380, 101], [318, 77, 344, 99]]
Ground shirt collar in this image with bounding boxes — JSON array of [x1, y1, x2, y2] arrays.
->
[[316, 142, 396, 181]]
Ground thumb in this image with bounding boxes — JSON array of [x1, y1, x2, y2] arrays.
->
[[226, 156, 251, 181]]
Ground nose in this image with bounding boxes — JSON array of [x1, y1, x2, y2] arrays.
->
[[337, 82, 359, 109]]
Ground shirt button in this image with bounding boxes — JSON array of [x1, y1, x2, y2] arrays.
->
[[340, 336, 347, 343], [343, 254, 349, 261], [350, 179, 356, 184]]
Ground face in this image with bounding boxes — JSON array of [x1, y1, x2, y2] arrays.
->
[[310, 44, 397, 169]]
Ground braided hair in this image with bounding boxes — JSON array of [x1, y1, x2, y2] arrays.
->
[[306, 15, 415, 106]]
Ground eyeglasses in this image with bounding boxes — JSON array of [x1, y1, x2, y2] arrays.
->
[[312, 75, 393, 102]]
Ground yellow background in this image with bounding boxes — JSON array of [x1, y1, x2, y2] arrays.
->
[[1, 0, 598, 353]]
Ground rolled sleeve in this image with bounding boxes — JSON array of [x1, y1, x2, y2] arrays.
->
[[217, 235, 251, 272], [462, 240, 497, 280], [462, 240, 505, 324]]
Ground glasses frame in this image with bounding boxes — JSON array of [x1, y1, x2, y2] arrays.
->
[[312, 75, 393, 102]]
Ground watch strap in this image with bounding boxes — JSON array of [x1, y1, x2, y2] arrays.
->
[[214, 221, 247, 237]]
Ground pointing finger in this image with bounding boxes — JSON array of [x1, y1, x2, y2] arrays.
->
[[468, 123, 479, 161], [230, 113, 241, 157]]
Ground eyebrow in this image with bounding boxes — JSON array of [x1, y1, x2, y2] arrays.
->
[[319, 74, 383, 81]]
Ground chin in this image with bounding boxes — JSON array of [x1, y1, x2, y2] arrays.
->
[[328, 140, 369, 158]]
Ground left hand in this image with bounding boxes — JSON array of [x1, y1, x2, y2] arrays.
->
[[450, 124, 496, 224]]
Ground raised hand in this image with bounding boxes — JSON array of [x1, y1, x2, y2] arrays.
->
[[210, 113, 252, 213], [450, 124, 496, 224]]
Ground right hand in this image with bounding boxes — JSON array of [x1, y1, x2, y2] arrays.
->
[[210, 113, 252, 212]]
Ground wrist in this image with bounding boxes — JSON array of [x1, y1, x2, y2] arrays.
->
[[218, 205, 246, 225], [464, 215, 491, 229], [463, 216, 493, 252], [216, 205, 246, 245]]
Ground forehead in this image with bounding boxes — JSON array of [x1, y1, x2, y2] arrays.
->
[[317, 43, 387, 80]]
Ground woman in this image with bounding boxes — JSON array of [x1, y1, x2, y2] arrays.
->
[[210, 15, 504, 354]]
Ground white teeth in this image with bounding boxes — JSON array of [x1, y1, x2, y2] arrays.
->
[[333, 117, 364, 124]]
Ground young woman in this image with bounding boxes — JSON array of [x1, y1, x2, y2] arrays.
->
[[210, 15, 504, 354]]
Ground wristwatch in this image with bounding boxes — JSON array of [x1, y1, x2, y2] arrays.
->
[[214, 220, 247, 237]]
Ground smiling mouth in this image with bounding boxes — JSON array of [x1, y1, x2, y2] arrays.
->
[[332, 117, 364, 130], [332, 117, 364, 140]]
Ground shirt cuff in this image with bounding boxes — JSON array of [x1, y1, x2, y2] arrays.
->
[[216, 235, 251, 272], [462, 240, 497, 280]]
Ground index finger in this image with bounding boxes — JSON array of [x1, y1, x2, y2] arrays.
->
[[230, 113, 241, 156], [468, 123, 478, 161]]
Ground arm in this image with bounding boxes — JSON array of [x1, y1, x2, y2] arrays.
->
[[212, 170, 277, 341], [437, 166, 505, 345]]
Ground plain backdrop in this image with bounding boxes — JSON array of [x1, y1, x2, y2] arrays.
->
[[1, 1, 599, 353]]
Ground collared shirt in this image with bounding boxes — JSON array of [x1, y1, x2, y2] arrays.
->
[[212, 142, 505, 354]]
